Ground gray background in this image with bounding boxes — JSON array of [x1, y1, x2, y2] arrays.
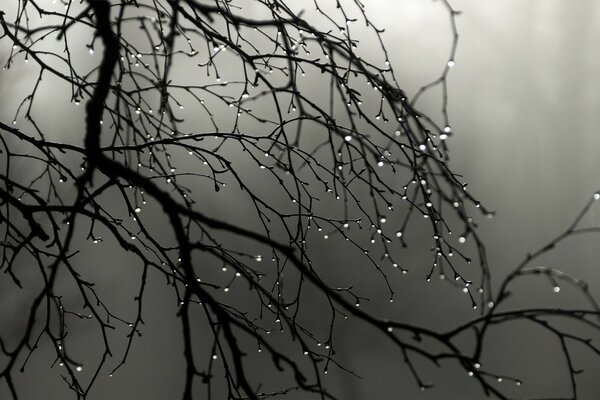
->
[[1, 0, 599, 398]]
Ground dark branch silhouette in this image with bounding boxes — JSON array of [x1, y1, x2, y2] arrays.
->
[[0, 1, 598, 399]]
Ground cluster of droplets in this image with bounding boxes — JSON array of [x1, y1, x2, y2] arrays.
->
[[465, 362, 522, 387]]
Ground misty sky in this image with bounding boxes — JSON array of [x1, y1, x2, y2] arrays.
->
[[1, 1, 599, 399]]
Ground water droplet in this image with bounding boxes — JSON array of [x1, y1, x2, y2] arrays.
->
[[553, 286, 560, 293], [458, 236, 466, 244], [447, 60, 455, 68], [344, 135, 352, 142]]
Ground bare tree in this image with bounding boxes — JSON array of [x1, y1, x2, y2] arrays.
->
[[0, 1, 599, 399]]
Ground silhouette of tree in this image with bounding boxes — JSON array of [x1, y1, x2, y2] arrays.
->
[[0, 1, 598, 399]]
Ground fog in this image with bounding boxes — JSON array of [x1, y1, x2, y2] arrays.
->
[[1, 1, 599, 399]]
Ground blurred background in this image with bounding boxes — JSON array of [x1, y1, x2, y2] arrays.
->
[[1, 0, 599, 398]]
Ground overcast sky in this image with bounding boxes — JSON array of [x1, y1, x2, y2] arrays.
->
[[1, 1, 600, 399]]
